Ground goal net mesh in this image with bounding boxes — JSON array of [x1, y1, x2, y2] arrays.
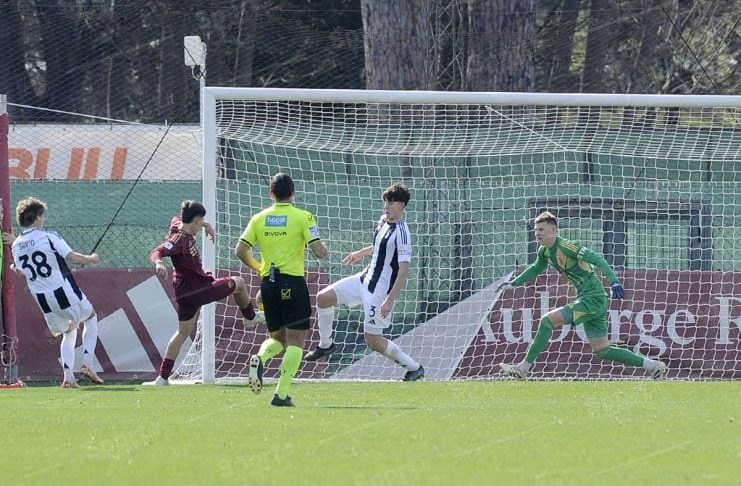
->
[[173, 91, 740, 382]]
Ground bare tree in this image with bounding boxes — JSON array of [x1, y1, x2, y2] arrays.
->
[[431, 0, 468, 91], [581, 0, 613, 92], [0, 2, 36, 113], [626, 1, 661, 93], [232, 0, 259, 86], [361, 0, 433, 89], [466, 0, 537, 92], [539, 0, 581, 92], [2, 0, 738, 124], [35, 2, 94, 118]]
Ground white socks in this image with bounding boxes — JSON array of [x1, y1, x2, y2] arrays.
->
[[59, 314, 98, 382], [318, 305, 420, 371], [382, 340, 419, 370], [60, 328, 78, 381], [81, 314, 99, 368], [317, 306, 335, 348]]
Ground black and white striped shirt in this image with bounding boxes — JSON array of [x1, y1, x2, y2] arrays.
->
[[12, 228, 84, 313], [361, 216, 412, 295]]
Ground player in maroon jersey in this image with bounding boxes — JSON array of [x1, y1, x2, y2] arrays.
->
[[143, 200, 263, 386]]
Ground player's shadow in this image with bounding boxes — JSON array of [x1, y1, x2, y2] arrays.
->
[[79, 386, 139, 392], [318, 405, 420, 410]]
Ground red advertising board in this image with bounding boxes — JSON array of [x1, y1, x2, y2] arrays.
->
[[12, 268, 326, 381], [459, 270, 741, 379], [12, 268, 741, 380]]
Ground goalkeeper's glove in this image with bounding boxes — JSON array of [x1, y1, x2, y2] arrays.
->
[[610, 282, 625, 299]]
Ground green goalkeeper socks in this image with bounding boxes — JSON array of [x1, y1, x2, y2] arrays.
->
[[258, 338, 284, 365], [275, 345, 302, 399], [525, 316, 554, 363], [594, 346, 645, 367]]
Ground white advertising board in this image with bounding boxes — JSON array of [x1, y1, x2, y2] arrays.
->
[[8, 124, 202, 180]]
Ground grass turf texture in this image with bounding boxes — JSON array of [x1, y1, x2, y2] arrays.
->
[[3, 381, 738, 485]]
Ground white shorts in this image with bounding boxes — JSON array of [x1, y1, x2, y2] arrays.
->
[[44, 298, 94, 337], [331, 273, 391, 335]]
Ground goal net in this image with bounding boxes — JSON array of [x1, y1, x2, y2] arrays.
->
[[173, 88, 741, 383]]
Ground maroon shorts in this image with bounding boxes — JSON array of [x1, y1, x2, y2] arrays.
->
[[175, 277, 235, 321]]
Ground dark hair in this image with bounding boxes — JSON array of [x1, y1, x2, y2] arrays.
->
[[270, 172, 295, 201], [180, 200, 206, 224], [534, 211, 558, 227], [382, 182, 410, 205], [16, 197, 47, 227]]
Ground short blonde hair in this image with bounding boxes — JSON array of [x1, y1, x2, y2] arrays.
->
[[533, 211, 558, 226]]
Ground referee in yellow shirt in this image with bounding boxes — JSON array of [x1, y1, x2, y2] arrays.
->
[[235, 172, 327, 407]]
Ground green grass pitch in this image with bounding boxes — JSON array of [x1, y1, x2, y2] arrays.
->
[[3, 380, 738, 485]]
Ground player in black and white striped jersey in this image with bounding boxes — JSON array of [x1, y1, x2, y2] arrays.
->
[[11, 197, 104, 388], [305, 182, 424, 381]]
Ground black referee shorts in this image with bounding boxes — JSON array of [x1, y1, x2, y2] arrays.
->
[[260, 274, 311, 333]]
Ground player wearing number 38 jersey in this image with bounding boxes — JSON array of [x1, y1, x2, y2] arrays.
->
[[13, 225, 86, 312], [11, 197, 104, 387]]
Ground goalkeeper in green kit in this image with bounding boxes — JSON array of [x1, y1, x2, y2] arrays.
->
[[499, 211, 668, 380]]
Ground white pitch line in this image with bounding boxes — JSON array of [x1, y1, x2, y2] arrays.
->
[[592, 440, 693, 477]]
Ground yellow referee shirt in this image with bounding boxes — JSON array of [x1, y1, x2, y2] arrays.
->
[[239, 202, 321, 278]]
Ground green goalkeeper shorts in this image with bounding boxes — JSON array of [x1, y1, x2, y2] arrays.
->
[[558, 293, 609, 338]]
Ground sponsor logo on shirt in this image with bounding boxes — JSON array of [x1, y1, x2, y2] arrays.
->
[[265, 215, 288, 227], [309, 225, 320, 238]]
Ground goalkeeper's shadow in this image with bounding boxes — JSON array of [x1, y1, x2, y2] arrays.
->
[[78, 386, 140, 392], [316, 405, 421, 410]]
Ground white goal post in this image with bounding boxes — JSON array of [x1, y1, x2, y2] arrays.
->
[[172, 88, 740, 384]]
